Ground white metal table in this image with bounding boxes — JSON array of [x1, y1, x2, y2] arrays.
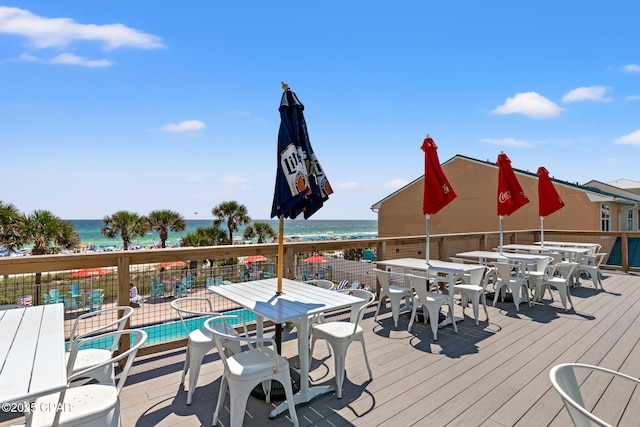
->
[[0, 304, 66, 405], [208, 278, 364, 418]]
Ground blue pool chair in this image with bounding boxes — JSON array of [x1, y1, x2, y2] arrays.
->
[[173, 282, 188, 298], [63, 296, 79, 310], [150, 277, 165, 299], [88, 289, 104, 312], [49, 289, 64, 304]]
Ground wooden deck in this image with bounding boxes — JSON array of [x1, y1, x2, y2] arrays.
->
[[3, 269, 640, 426]]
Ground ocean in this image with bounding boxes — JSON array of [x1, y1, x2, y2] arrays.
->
[[70, 219, 378, 249]]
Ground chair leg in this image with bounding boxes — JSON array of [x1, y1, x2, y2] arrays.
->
[[407, 297, 418, 332], [228, 379, 253, 427], [374, 294, 384, 322], [186, 347, 208, 405], [424, 302, 441, 341], [390, 295, 403, 328], [278, 370, 299, 427], [213, 375, 227, 426], [357, 337, 373, 380], [481, 292, 489, 322], [181, 347, 191, 385]]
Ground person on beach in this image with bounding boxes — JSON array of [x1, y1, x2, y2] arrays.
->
[[129, 282, 144, 306]]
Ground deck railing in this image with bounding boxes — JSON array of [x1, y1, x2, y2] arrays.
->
[[1, 229, 638, 357]]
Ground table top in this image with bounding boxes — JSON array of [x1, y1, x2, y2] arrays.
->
[[375, 257, 485, 274], [208, 278, 364, 324], [0, 304, 66, 404], [502, 244, 590, 254], [456, 250, 550, 262], [534, 241, 601, 249]]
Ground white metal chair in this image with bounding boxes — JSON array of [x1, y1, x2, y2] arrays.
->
[[452, 266, 490, 325], [304, 279, 335, 290], [66, 306, 134, 385], [310, 289, 375, 398], [407, 274, 456, 340], [575, 252, 606, 290], [204, 315, 299, 427], [27, 329, 147, 427], [549, 362, 640, 427], [524, 256, 553, 297], [373, 269, 413, 328], [171, 297, 240, 405], [493, 262, 531, 312], [537, 262, 578, 311]]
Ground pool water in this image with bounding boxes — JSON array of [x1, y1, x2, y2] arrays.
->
[[69, 308, 257, 350]]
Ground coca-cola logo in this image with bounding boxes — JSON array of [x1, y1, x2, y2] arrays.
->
[[498, 191, 512, 203], [442, 184, 450, 194]]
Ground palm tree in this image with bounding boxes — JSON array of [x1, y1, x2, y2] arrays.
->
[[148, 209, 186, 248], [19, 209, 80, 304], [244, 222, 277, 243], [21, 210, 80, 255], [0, 200, 25, 254], [212, 201, 251, 244], [101, 211, 148, 250]]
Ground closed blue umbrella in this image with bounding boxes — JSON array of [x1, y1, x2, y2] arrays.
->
[[271, 83, 332, 294]]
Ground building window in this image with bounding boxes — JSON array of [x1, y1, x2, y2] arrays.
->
[[628, 209, 634, 231], [601, 203, 610, 231]]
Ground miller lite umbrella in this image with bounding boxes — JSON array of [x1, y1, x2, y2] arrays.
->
[[537, 166, 564, 246], [496, 152, 529, 253], [271, 82, 332, 294], [421, 135, 457, 263]]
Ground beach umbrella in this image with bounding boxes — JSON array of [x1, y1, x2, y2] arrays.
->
[[303, 253, 329, 263], [496, 152, 530, 253], [154, 261, 186, 269], [421, 135, 457, 263], [537, 166, 565, 246], [242, 255, 268, 263], [271, 82, 333, 295], [70, 267, 113, 294]]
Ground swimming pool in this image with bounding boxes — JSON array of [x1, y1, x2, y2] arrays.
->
[[70, 307, 257, 350]]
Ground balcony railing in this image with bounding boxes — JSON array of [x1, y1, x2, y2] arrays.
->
[[1, 229, 638, 357]]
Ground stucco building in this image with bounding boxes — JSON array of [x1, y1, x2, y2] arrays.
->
[[372, 155, 640, 238]]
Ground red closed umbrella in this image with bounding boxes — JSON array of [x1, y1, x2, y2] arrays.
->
[[422, 136, 457, 262], [537, 166, 564, 246], [496, 152, 529, 252], [243, 255, 268, 263]]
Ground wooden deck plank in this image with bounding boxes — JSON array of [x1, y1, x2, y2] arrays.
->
[[2, 270, 640, 427]]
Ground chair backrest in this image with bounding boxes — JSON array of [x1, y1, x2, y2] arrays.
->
[[305, 279, 335, 290], [204, 314, 280, 375], [408, 274, 430, 302], [43, 293, 50, 304], [530, 256, 553, 272], [68, 329, 147, 393], [49, 289, 62, 301], [337, 289, 375, 329], [374, 269, 393, 293], [549, 363, 640, 427], [171, 297, 217, 335], [494, 262, 518, 282], [89, 289, 103, 299], [70, 283, 81, 297], [68, 306, 135, 353]]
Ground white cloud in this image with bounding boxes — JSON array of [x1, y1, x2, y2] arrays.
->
[[562, 86, 612, 103], [615, 130, 640, 146], [49, 52, 112, 67], [336, 181, 360, 189], [625, 95, 640, 101], [161, 120, 206, 132], [480, 138, 533, 148], [384, 179, 408, 189], [186, 175, 204, 182], [18, 52, 40, 62], [221, 175, 249, 184], [0, 6, 163, 50], [621, 64, 640, 73], [492, 92, 562, 119]]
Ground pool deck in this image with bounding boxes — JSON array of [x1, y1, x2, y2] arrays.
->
[[4, 269, 640, 426]]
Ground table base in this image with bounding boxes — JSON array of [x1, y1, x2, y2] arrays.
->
[[269, 385, 336, 418], [251, 370, 300, 401]]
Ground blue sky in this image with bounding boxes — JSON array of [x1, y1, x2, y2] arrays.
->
[[1, 1, 639, 221]]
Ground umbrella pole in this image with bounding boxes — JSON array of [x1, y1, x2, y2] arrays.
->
[[499, 215, 504, 254], [276, 215, 284, 295], [540, 216, 544, 247], [426, 214, 431, 264]]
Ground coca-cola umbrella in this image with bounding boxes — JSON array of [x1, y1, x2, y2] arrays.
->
[[496, 152, 530, 253], [537, 166, 565, 246], [422, 135, 457, 263]]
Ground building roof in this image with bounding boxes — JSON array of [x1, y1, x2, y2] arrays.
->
[[608, 179, 640, 190], [370, 154, 640, 211]]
